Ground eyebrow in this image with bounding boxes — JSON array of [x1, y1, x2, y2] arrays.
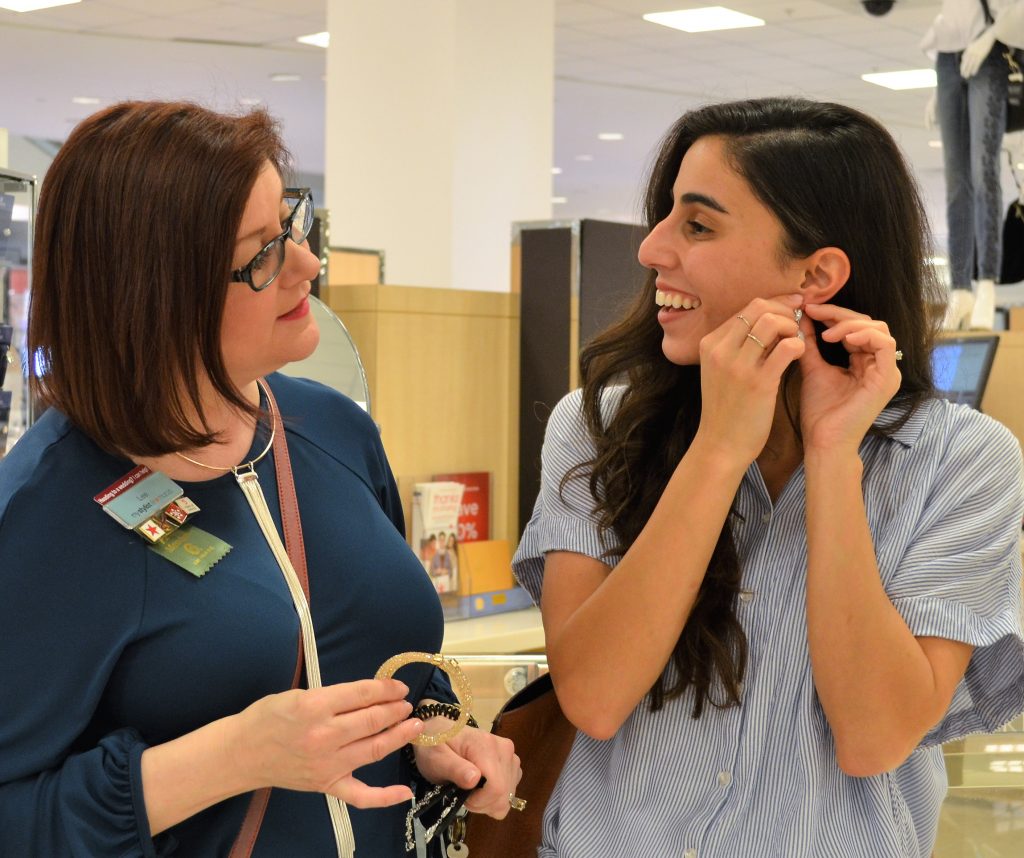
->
[[679, 192, 729, 214]]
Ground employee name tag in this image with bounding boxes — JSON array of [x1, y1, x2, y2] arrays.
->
[[94, 465, 183, 530], [95, 466, 232, 576]]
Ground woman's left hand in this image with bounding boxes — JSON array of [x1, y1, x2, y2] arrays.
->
[[798, 303, 901, 453], [412, 720, 522, 819]]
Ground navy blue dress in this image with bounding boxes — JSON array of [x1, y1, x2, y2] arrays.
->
[[0, 374, 452, 857]]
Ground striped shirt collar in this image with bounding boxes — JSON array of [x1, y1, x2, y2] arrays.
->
[[871, 397, 934, 448]]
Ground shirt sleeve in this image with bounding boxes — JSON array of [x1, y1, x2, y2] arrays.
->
[[0, 486, 163, 856], [513, 389, 622, 604], [886, 413, 1024, 746], [994, 1, 1024, 50]]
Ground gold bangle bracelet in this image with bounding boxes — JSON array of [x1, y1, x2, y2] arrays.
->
[[375, 651, 474, 746]]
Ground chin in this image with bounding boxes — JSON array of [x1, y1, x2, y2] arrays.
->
[[661, 335, 699, 367]]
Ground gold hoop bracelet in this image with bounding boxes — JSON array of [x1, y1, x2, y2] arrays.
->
[[375, 652, 474, 746]]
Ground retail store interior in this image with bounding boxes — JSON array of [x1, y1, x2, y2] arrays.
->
[[2, 1, 1024, 855]]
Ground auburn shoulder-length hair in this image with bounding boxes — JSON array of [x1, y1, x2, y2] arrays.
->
[[574, 97, 943, 717], [29, 100, 288, 456]]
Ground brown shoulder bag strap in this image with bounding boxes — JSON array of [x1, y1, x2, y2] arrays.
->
[[228, 378, 308, 858]]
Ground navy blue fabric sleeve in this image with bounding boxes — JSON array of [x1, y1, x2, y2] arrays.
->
[[0, 447, 157, 857]]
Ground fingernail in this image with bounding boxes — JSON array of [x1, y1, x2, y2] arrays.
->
[[797, 330, 806, 341], [409, 719, 424, 732], [401, 701, 413, 715], [464, 769, 480, 783], [393, 680, 409, 695]]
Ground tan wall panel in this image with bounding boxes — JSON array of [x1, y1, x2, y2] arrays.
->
[[327, 285, 520, 546], [327, 249, 382, 286]]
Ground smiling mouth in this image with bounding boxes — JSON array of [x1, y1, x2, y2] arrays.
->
[[655, 289, 701, 310]]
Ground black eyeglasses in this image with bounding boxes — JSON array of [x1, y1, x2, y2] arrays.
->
[[230, 188, 314, 292]]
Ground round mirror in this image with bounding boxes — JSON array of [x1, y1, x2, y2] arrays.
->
[[279, 295, 371, 415]]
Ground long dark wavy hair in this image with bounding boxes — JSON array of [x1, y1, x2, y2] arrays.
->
[[574, 97, 942, 717]]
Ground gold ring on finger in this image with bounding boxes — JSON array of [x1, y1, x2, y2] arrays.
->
[[746, 332, 768, 351], [509, 793, 528, 811], [375, 652, 473, 746], [894, 349, 903, 362], [737, 314, 752, 330]]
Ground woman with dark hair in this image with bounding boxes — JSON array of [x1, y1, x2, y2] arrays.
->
[[0, 101, 520, 857], [514, 96, 1024, 856]]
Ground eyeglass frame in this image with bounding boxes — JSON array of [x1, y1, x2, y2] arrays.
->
[[230, 187, 314, 292]]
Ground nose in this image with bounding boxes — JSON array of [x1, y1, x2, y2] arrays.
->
[[637, 216, 676, 271], [284, 233, 322, 284]]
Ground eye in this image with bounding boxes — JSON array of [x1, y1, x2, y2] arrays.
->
[[687, 220, 712, 236], [250, 245, 274, 271]]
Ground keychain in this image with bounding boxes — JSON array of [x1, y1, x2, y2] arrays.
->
[[445, 810, 470, 857]]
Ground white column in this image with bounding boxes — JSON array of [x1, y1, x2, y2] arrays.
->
[[325, 0, 553, 291]]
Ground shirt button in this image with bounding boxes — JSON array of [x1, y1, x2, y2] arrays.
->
[[684, 850, 698, 858], [718, 770, 732, 787], [761, 512, 771, 524], [739, 590, 754, 604]]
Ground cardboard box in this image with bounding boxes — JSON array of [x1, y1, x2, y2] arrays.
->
[[456, 539, 514, 595]]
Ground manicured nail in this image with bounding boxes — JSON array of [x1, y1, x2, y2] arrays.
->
[[409, 719, 424, 731], [464, 769, 480, 783]]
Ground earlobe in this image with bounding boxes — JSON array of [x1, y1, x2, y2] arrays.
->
[[799, 247, 850, 303]]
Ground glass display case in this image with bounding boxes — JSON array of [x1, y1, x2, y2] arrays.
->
[[0, 170, 36, 457]]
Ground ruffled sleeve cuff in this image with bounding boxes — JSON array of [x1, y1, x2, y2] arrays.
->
[[55, 728, 179, 857], [892, 596, 1024, 746]]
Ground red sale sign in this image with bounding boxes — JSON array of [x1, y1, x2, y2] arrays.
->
[[432, 471, 490, 543]]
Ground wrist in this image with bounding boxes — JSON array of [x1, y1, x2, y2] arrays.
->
[[688, 431, 754, 480], [220, 709, 265, 794]]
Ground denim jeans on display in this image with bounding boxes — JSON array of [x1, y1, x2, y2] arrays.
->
[[936, 47, 1008, 288]]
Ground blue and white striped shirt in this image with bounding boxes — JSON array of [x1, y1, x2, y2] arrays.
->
[[514, 388, 1024, 858]]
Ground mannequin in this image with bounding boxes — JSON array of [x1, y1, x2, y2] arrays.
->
[[922, 0, 1024, 328]]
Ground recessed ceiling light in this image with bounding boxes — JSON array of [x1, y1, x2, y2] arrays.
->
[[598, 132, 624, 141], [643, 7, 765, 33], [575, 154, 593, 162], [296, 31, 329, 48], [0, 0, 81, 11], [861, 69, 936, 90], [552, 196, 568, 204], [928, 140, 943, 149], [269, 73, 302, 83], [71, 96, 100, 105], [551, 167, 562, 174]]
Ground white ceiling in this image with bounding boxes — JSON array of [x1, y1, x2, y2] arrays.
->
[[0, 0, 1020, 247]]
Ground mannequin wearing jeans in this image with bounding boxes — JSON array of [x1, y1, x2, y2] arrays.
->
[[923, 0, 1024, 327]]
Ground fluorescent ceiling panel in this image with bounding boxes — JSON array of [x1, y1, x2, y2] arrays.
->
[[861, 69, 937, 90], [643, 7, 765, 33]]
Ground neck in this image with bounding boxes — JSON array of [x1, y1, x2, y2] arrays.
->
[[131, 377, 265, 481]]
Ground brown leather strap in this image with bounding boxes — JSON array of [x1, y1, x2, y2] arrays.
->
[[228, 378, 309, 858]]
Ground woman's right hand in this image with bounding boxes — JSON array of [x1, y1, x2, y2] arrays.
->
[[229, 678, 424, 807], [693, 293, 804, 464]]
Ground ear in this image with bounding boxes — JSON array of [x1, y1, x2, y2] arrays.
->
[[797, 247, 850, 304]]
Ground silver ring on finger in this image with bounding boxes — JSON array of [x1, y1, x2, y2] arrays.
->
[[746, 332, 768, 351], [737, 314, 752, 330]]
